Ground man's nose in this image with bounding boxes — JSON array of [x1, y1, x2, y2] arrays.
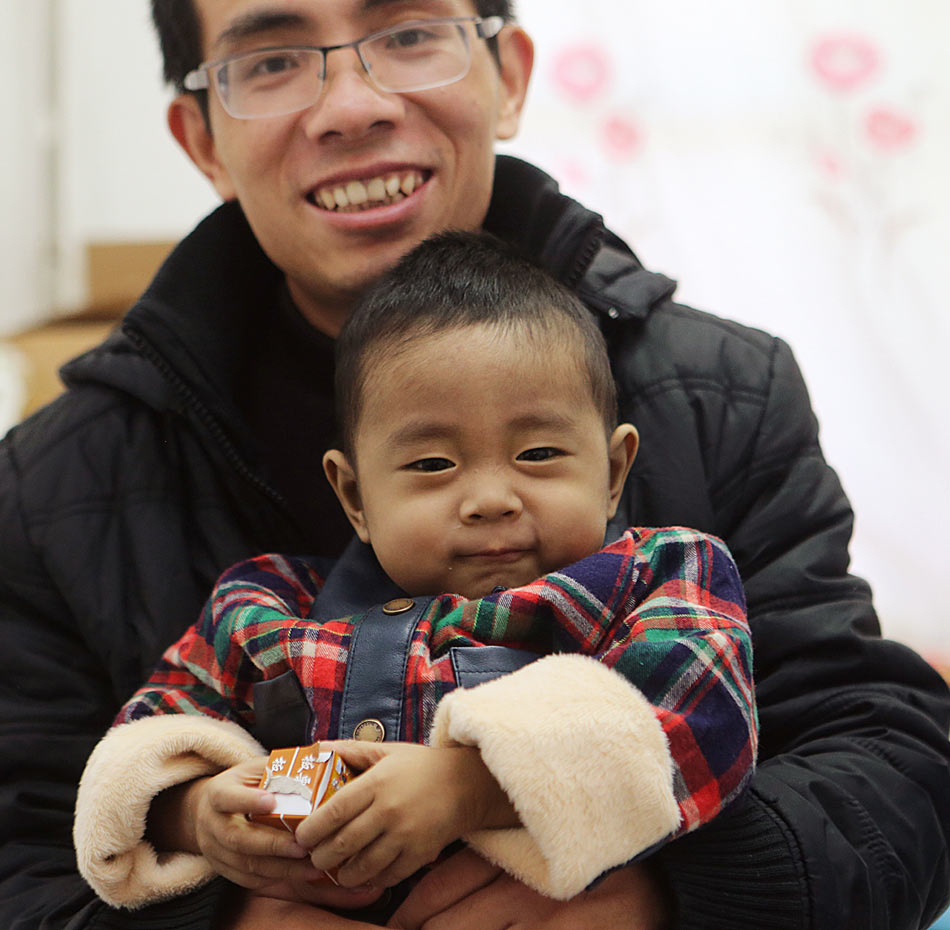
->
[[460, 474, 523, 523], [300, 47, 404, 141]]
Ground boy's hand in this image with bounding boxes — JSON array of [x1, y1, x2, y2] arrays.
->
[[180, 758, 324, 891], [295, 741, 517, 891]]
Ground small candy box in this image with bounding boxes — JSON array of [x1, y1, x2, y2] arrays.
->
[[251, 744, 352, 833]]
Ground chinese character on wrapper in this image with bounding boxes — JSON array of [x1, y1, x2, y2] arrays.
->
[[251, 744, 352, 832]]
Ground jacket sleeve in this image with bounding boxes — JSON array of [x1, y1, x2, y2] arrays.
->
[[72, 554, 331, 910], [74, 716, 265, 909], [424, 529, 756, 900], [115, 552, 327, 726], [0, 429, 236, 930], [651, 336, 950, 929]]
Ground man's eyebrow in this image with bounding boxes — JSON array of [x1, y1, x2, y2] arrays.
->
[[358, 0, 446, 13], [212, 10, 310, 53]]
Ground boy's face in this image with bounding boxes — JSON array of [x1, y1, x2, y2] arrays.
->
[[324, 324, 638, 599], [171, 0, 533, 331]]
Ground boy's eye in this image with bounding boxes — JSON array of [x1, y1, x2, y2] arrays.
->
[[517, 447, 563, 462], [406, 457, 454, 472]]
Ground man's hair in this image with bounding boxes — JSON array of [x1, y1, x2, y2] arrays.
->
[[151, 1, 515, 95], [335, 230, 618, 458]]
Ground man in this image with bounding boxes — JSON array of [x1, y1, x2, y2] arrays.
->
[[0, 0, 947, 928]]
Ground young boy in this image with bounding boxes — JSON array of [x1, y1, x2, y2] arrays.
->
[[74, 232, 755, 915]]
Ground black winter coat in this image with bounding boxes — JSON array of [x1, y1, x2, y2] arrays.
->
[[1, 157, 948, 930]]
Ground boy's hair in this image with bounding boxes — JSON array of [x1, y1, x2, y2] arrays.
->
[[151, 1, 515, 95], [335, 231, 618, 458]]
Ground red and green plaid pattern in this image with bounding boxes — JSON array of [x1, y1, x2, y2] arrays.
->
[[119, 527, 755, 838]]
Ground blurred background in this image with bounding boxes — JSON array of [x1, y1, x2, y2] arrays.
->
[[1, 0, 947, 666]]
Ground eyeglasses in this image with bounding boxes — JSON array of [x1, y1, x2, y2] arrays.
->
[[183, 16, 504, 120]]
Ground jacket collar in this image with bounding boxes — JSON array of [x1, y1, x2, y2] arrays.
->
[[309, 537, 406, 621], [61, 156, 676, 412], [486, 156, 677, 322]]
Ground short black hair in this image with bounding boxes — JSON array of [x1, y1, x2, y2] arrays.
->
[[151, 0, 515, 94], [335, 230, 617, 458], [151, 0, 204, 94]]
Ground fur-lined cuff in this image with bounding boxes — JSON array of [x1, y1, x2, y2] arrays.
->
[[429, 654, 680, 899], [74, 715, 265, 908]]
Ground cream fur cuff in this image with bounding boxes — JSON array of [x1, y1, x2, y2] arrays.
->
[[74, 715, 265, 908], [430, 653, 680, 900]]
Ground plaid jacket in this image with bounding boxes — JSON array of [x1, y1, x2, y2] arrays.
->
[[119, 526, 756, 839]]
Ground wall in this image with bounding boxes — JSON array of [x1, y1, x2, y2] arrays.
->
[[0, 1, 55, 335], [1, 0, 947, 659], [52, 0, 218, 311]]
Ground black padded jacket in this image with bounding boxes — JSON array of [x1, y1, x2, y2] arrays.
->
[[1, 156, 948, 930]]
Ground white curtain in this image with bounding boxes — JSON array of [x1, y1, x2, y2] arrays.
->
[[504, 0, 950, 660]]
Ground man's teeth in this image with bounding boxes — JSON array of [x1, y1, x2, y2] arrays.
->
[[314, 171, 424, 212]]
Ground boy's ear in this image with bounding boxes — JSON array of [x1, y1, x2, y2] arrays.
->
[[494, 25, 534, 141], [606, 424, 639, 518], [167, 94, 238, 201], [322, 450, 371, 544]]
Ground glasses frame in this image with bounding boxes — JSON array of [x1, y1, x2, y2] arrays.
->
[[183, 15, 505, 119]]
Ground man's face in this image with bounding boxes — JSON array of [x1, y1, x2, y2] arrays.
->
[[328, 324, 637, 599], [181, 0, 531, 330]]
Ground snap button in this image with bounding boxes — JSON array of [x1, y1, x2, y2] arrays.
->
[[382, 597, 415, 615], [353, 719, 385, 742]]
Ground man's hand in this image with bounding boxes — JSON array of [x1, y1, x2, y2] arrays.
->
[[296, 741, 516, 890], [387, 847, 672, 930], [218, 891, 385, 930]]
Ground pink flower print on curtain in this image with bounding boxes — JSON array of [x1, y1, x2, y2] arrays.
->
[[602, 114, 643, 161], [865, 107, 918, 152], [551, 43, 612, 103], [810, 34, 881, 92]]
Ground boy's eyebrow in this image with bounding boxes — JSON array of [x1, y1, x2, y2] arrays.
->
[[388, 412, 580, 449], [389, 421, 459, 448], [506, 412, 579, 433]]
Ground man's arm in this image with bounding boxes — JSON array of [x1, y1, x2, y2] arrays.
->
[[73, 553, 336, 910], [388, 847, 672, 930], [640, 335, 950, 928], [0, 436, 240, 930]]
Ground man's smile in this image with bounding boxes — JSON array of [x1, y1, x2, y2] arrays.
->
[[308, 169, 430, 212]]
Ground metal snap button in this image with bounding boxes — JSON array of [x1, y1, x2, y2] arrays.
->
[[353, 718, 385, 742], [382, 597, 415, 615]]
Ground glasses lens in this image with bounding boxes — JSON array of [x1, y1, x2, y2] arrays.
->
[[362, 21, 471, 93], [216, 48, 323, 118]]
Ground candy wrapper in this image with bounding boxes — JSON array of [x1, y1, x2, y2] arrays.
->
[[250, 744, 352, 833]]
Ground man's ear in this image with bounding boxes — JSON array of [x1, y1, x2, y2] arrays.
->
[[494, 25, 534, 141], [323, 449, 371, 544], [606, 424, 639, 518], [167, 94, 237, 201]]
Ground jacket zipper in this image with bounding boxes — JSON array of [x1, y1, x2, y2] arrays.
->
[[124, 326, 287, 510]]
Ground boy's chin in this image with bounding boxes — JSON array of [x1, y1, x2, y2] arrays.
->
[[455, 572, 539, 601]]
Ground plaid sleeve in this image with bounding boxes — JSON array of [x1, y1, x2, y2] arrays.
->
[[415, 527, 756, 833], [115, 553, 329, 727]]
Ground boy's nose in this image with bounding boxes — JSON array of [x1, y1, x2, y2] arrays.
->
[[460, 493, 521, 523], [459, 476, 523, 523]]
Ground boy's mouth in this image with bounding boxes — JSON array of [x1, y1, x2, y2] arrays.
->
[[460, 548, 531, 563], [308, 170, 429, 213]]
